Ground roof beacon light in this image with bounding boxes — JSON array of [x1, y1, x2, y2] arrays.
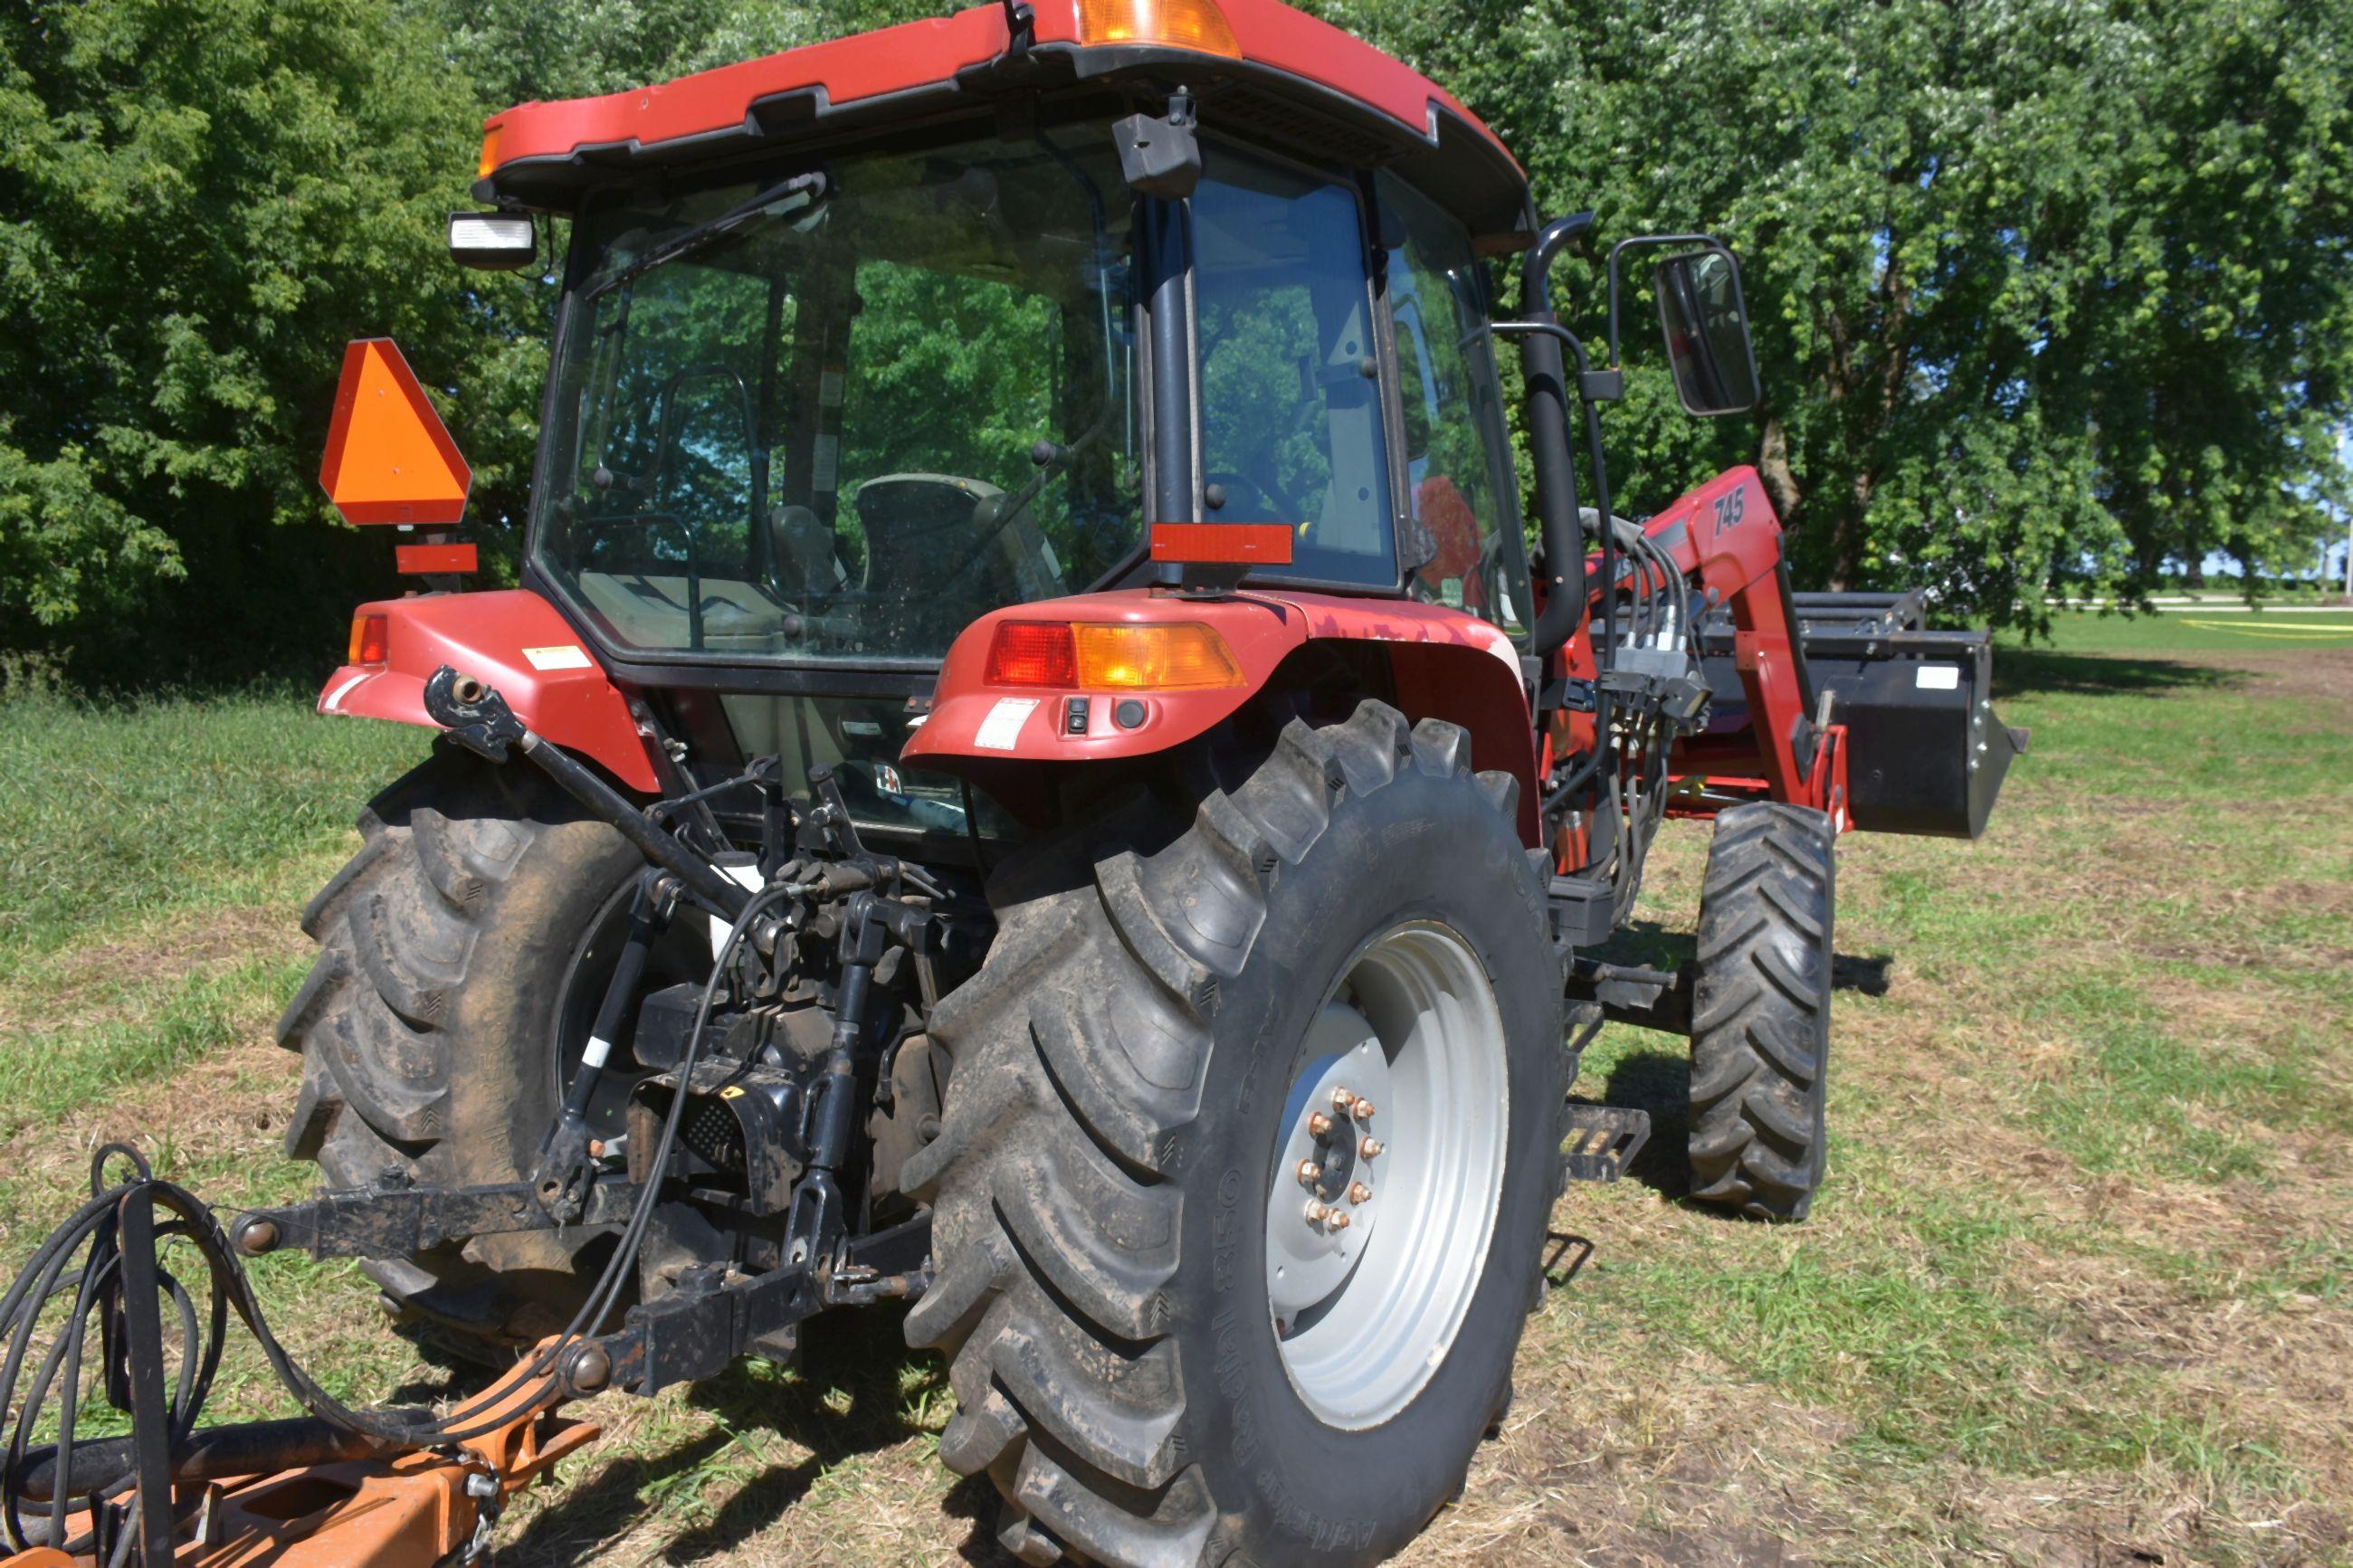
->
[[1075, 0, 1243, 57], [475, 120, 506, 180]]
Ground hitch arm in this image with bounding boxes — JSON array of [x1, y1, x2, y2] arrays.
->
[[232, 1181, 643, 1262], [422, 665, 752, 923]]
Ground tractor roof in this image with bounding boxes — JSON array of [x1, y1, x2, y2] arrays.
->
[[474, 0, 1529, 245]]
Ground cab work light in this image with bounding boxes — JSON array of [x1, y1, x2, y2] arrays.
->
[[1075, 0, 1243, 57], [984, 621, 1244, 690], [348, 613, 390, 668], [448, 211, 536, 271]]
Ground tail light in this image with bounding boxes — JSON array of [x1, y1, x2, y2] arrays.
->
[[348, 613, 390, 667], [984, 622, 1079, 687], [983, 621, 1243, 690]]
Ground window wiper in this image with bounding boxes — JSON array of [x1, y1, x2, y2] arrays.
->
[[585, 171, 828, 303]]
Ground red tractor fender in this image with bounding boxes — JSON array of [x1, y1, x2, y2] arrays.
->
[[903, 587, 1539, 843], [318, 589, 662, 793]]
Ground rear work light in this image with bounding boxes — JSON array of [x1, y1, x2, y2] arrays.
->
[[348, 613, 390, 668], [983, 621, 1244, 690], [1075, 0, 1243, 57], [449, 211, 536, 271]]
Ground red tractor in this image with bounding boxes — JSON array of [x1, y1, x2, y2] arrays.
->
[[227, 1, 2024, 1562]]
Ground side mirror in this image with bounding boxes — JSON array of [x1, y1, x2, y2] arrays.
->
[[1652, 247, 1759, 415]]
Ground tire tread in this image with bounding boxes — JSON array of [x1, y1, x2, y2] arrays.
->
[[1685, 802, 1835, 1221]]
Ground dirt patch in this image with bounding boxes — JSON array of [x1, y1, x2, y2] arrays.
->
[[0, 1031, 301, 1240], [2186, 648, 2353, 705], [1955, 1469, 2331, 1568], [1397, 1328, 1848, 1566]]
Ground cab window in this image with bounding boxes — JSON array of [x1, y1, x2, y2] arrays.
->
[[1378, 173, 1533, 633], [1193, 149, 1395, 587]]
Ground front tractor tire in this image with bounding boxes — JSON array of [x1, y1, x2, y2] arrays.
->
[[905, 701, 1566, 1568], [1686, 802, 1837, 1221], [276, 749, 657, 1356]]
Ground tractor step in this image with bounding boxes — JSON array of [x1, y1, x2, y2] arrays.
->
[[1561, 1102, 1651, 1183]]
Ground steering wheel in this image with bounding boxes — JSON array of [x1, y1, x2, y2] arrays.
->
[[1205, 467, 1302, 525]]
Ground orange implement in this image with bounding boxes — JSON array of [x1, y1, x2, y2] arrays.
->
[[3, 1343, 596, 1568]]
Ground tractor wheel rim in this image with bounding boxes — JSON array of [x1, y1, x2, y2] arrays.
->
[[1264, 920, 1509, 1429]]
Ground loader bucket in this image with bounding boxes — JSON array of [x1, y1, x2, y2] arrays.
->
[[1793, 593, 2025, 839], [1699, 592, 2028, 839]]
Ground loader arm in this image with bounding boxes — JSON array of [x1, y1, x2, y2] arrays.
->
[[1625, 466, 2025, 839], [1624, 464, 1837, 816]]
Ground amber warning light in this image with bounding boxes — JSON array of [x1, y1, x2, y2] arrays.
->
[[1075, 0, 1243, 56], [985, 622, 1244, 690]]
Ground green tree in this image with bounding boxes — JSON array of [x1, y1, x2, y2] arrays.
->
[[5, 0, 2346, 680], [1319, 0, 2353, 624], [0, 0, 540, 677]]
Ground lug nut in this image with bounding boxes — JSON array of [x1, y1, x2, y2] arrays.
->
[[1309, 1112, 1335, 1138], [1329, 1211, 1351, 1230], [1296, 1160, 1323, 1187], [1359, 1136, 1384, 1160], [1330, 1088, 1358, 1115], [1352, 1098, 1377, 1122], [1348, 1182, 1372, 1205], [1305, 1202, 1329, 1223]]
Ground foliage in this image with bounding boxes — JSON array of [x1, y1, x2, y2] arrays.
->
[[1316, 0, 2353, 628], [0, 0, 535, 679], [0, 0, 2347, 682]]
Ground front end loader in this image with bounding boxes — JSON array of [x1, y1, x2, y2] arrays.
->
[[1, 2, 2024, 1563]]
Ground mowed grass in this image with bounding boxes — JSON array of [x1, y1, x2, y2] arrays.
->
[[0, 611, 2346, 1565]]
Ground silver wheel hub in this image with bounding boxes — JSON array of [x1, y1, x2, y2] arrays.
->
[[1267, 1010, 1391, 1316], [1263, 921, 1510, 1429]]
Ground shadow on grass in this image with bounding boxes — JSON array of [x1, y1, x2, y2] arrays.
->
[[1991, 647, 2239, 700], [1592, 921, 1894, 1002], [500, 1306, 1015, 1565], [1586, 1047, 1695, 1202]]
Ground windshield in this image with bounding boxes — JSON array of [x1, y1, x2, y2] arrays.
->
[[533, 128, 1141, 664]]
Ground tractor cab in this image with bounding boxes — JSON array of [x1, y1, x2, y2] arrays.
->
[[450, 0, 1542, 851]]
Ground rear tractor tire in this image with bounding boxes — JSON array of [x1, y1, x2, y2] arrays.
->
[[1686, 802, 1836, 1221], [905, 700, 1566, 1568], [276, 749, 684, 1357]]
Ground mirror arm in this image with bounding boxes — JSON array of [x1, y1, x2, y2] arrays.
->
[[1519, 212, 1596, 319], [1493, 315, 1620, 665]]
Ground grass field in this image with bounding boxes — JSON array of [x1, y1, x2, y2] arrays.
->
[[0, 611, 2347, 1565]]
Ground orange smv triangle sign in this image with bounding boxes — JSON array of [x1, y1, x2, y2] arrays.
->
[[319, 339, 472, 526]]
